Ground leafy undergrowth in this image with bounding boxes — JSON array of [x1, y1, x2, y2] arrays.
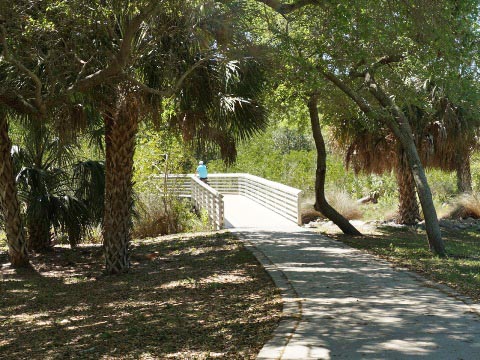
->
[[0, 232, 282, 359], [327, 226, 480, 302]]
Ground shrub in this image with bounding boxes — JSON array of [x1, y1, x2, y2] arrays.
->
[[300, 208, 323, 224], [133, 193, 210, 239]]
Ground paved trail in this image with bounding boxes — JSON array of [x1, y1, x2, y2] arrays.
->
[[223, 195, 480, 360]]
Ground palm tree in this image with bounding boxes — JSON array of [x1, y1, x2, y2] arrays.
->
[[417, 84, 479, 193], [173, 58, 268, 164], [334, 87, 479, 225], [0, 109, 29, 266], [102, 90, 141, 273], [99, 3, 270, 274], [339, 123, 420, 225], [13, 122, 105, 251]]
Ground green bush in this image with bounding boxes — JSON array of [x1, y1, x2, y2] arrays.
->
[[426, 168, 457, 203]]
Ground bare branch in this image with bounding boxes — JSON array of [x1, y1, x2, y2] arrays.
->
[[0, 25, 45, 115], [349, 54, 404, 78], [321, 69, 374, 115], [123, 57, 210, 98], [254, 0, 322, 15]]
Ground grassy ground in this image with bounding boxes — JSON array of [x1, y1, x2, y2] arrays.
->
[[0, 232, 282, 359], [325, 225, 480, 302]]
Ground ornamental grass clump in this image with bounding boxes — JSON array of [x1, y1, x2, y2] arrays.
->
[[301, 191, 363, 223], [133, 193, 209, 239], [326, 190, 363, 220], [445, 192, 480, 219]]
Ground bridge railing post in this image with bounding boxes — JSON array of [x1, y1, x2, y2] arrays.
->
[[190, 176, 224, 230]]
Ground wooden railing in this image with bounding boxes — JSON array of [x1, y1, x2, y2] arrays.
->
[[153, 173, 303, 227]]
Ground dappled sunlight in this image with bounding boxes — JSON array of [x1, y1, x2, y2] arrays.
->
[[301, 246, 353, 254], [199, 270, 253, 285], [363, 339, 439, 355], [240, 228, 480, 358], [0, 234, 282, 358], [281, 265, 358, 273]]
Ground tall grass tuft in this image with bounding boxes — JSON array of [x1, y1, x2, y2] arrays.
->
[[444, 192, 480, 219], [300, 191, 363, 223], [133, 193, 210, 239], [326, 190, 363, 220]]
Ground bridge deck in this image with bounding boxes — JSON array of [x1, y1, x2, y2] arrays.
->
[[223, 194, 302, 231]]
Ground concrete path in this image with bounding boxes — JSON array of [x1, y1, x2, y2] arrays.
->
[[223, 195, 480, 359]]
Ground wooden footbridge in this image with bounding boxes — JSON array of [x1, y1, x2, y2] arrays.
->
[[155, 174, 303, 230]]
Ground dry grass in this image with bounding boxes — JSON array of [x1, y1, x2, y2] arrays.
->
[[300, 192, 362, 224], [443, 192, 480, 220], [326, 191, 363, 220], [300, 208, 323, 224], [0, 233, 282, 359], [133, 194, 209, 239]]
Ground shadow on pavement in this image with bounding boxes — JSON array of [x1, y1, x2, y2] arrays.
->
[[239, 230, 480, 359]]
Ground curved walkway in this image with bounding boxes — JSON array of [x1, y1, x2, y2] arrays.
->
[[223, 195, 480, 359]]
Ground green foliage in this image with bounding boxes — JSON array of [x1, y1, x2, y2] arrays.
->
[[209, 124, 399, 200], [272, 128, 313, 154], [209, 120, 480, 223], [134, 126, 197, 193], [11, 122, 104, 248], [426, 169, 457, 203], [208, 126, 316, 191]]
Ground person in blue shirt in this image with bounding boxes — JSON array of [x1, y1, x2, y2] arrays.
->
[[196, 161, 208, 183]]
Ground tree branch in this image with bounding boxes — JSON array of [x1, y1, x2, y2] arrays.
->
[[321, 69, 374, 115], [0, 25, 45, 115], [123, 57, 210, 98], [68, 3, 160, 94], [0, 93, 38, 116], [254, 0, 322, 15], [349, 54, 404, 78]]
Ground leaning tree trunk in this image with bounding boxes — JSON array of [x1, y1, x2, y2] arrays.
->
[[366, 80, 445, 256], [0, 112, 29, 267], [103, 94, 140, 274], [455, 152, 472, 193], [395, 149, 420, 225], [322, 70, 445, 255], [308, 95, 362, 236]]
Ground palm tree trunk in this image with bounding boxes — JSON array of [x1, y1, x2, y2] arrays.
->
[[396, 149, 420, 225], [27, 219, 52, 252], [308, 95, 362, 235], [456, 152, 472, 193], [0, 112, 29, 267], [103, 94, 139, 274]]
